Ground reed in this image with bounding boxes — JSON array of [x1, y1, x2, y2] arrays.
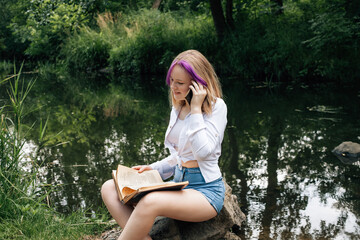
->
[[0, 63, 37, 219], [0, 65, 109, 239]]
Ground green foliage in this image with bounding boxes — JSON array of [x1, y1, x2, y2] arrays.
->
[[108, 9, 215, 75], [10, 0, 89, 59], [0, 0, 29, 59], [213, 14, 309, 83], [2, 0, 360, 85], [303, 10, 360, 82], [210, 0, 360, 84], [61, 26, 112, 72], [61, 8, 215, 78], [88, 0, 153, 14], [57, 2, 360, 85], [159, 0, 210, 14], [0, 65, 39, 220], [0, 61, 13, 80]]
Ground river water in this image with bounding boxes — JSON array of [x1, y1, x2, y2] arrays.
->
[[20, 77, 360, 239]]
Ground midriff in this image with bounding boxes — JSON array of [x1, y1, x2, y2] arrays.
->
[[181, 160, 199, 168]]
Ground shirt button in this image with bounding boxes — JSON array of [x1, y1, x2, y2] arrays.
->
[[215, 134, 218, 137], [170, 125, 172, 128]]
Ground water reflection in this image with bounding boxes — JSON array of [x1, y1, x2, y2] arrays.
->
[[21, 81, 360, 239], [221, 84, 360, 239]]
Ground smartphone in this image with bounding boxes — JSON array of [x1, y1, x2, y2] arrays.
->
[[185, 89, 193, 104]]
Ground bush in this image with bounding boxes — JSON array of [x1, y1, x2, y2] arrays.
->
[[61, 26, 112, 72], [303, 11, 360, 82], [61, 9, 216, 85], [108, 9, 216, 76], [212, 3, 360, 84], [212, 16, 311, 83]]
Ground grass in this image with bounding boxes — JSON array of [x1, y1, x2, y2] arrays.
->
[[0, 208, 111, 240], [0, 60, 12, 76], [0, 66, 111, 239]]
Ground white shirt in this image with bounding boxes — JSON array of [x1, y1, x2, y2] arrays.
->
[[150, 98, 227, 183], [167, 118, 184, 149]]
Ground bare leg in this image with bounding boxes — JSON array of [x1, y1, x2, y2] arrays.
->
[[101, 179, 134, 228], [101, 180, 152, 240], [119, 189, 217, 240]]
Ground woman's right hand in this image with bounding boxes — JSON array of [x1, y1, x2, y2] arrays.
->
[[132, 165, 153, 173], [189, 80, 207, 114]]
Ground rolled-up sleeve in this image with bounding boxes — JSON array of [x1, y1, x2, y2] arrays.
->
[[186, 99, 227, 161], [150, 154, 177, 180]]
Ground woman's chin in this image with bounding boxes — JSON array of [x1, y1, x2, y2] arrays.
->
[[174, 95, 185, 101]]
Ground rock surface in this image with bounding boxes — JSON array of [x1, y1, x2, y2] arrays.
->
[[102, 181, 246, 240], [332, 141, 360, 164]]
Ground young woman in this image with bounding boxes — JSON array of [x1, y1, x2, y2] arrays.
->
[[101, 50, 227, 240]]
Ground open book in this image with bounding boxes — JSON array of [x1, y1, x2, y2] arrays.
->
[[112, 164, 189, 204]]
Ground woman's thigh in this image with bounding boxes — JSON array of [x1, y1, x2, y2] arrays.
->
[[136, 189, 217, 222]]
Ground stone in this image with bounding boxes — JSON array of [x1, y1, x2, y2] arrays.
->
[[101, 227, 122, 240], [332, 141, 360, 164]]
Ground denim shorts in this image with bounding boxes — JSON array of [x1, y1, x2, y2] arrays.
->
[[173, 166, 225, 214]]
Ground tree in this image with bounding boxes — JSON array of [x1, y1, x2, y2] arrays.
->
[[209, 0, 227, 40], [209, 0, 236, 40], [226, 0, 235, 29]]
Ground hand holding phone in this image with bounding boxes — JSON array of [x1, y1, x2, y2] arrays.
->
[[185, 88, 193, 105], [188, 80, 207, 114]]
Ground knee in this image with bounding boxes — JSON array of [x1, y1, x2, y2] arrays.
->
[[136, 192, 160, 212], [101, 179, 116, 200]]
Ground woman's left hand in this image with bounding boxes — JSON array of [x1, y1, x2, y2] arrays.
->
[[189, 80, 207, 114], [132, 165, 153, 173]]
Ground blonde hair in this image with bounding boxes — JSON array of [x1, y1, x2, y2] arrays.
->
[[167, 50, 222, 115]]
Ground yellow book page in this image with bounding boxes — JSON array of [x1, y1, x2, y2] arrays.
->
[[122, 187, 137, 197]]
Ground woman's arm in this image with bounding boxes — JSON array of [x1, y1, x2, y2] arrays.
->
[[132, 153, 177, 180], [149, 154, 177, 180], [187, 98, 227, 161]]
